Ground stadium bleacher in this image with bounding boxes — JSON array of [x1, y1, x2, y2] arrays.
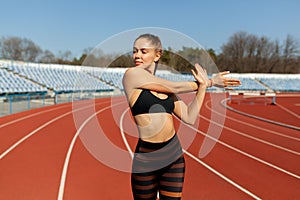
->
[[257, 77, 300, 92], [0, 60, 300, 96], [1, 60, 114, 94], [0, 66, 47, 94], [224, 73, 300, 92], [2, 59, 299, 117], [84, 67, 126, 90]]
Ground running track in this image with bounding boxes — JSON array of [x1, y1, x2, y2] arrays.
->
[[0, 93, 299, 200]]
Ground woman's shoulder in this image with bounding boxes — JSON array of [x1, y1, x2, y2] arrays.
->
[[125, 67, 143, 73], [123, 67, 144, 85], [124, 67, 147, 78]]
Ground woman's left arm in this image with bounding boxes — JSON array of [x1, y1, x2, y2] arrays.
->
[[172, 64, 241, 125], [172, 64, 208, 125]]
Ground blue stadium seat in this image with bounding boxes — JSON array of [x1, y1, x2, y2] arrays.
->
[[1, 60, 299, 95]]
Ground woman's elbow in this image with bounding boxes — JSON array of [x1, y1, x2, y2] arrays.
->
[[171, 83, 181, 94], [182, 117, 197, 125]]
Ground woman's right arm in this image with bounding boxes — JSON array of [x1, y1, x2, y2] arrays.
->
[[122, 67, 198, 95]]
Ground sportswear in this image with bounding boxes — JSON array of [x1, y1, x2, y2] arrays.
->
[[131, 134, 185, 199], [131, 89, 174, 116]]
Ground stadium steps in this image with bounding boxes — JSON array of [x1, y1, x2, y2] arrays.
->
[[84, 71, 117, 89], [3, 65, 55, 93], [254, 78, 274, 93], [12, 69, 52, 92]]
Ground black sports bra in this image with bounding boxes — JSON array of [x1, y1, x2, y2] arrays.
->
[[130, 89, 175, 116]]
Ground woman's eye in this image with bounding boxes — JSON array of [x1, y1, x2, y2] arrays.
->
[[132, 48, 150, 54]]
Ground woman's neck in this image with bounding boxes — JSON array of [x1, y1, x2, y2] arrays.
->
[[144, 63, 156, 75]]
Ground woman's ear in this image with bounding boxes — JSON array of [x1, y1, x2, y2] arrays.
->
[[154, 51, 162, 62]]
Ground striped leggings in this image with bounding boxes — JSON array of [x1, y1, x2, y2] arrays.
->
[[131, 134, 185, 200]]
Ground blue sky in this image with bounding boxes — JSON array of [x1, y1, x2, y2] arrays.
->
[[1, 0, 299, 57]]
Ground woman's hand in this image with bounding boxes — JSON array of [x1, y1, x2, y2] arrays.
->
[[211, 71, 241, 89], [191, 63, 209, 88]]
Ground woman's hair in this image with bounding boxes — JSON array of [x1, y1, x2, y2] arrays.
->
[[134, 33, 162, 54]]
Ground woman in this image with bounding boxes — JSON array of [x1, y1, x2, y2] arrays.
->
[[122, 34, 240, 200]]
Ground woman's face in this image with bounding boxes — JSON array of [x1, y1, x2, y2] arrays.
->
[[133, 38, 161, 68]]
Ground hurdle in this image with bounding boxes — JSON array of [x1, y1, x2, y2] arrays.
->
[[228, 91, 276, 105]]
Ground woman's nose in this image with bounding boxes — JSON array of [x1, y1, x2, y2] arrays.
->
[[134, 50, 141, 58]]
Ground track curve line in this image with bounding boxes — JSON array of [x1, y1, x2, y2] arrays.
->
[[183, 151, 261, 200], [204, 100, 300, 142], [0, 100, 109, 160], [222, 99, 300, 131], [199, 106, 300, 156], [185, 122, 300, 179], [57, 101, 124, 200], [0, 104, 70, 128], [276, 102, 300, 119]]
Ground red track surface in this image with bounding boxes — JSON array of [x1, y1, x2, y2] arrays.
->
[[1, 93, 299, 200]]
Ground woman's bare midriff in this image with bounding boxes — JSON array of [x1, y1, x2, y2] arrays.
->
[[134, 113, 176, 143]]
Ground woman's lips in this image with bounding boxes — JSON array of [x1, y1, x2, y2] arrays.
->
[[135, 61, 143, 66]]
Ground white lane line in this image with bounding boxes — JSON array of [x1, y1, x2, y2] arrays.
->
[[0, 104, 70, 128], [119, 107, 134, 158], [223, 99, 300, 131], [0, 101, 109, 160], [57, 101, 124, 200], [0, 112, 70, 159], [186, 122, 300, 179], [276, 103, 300, 119], [119, 108, 262, 200], [184, 150, 261, 200], [205, 100, 300, 142], [200, 110, 300, 156]]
